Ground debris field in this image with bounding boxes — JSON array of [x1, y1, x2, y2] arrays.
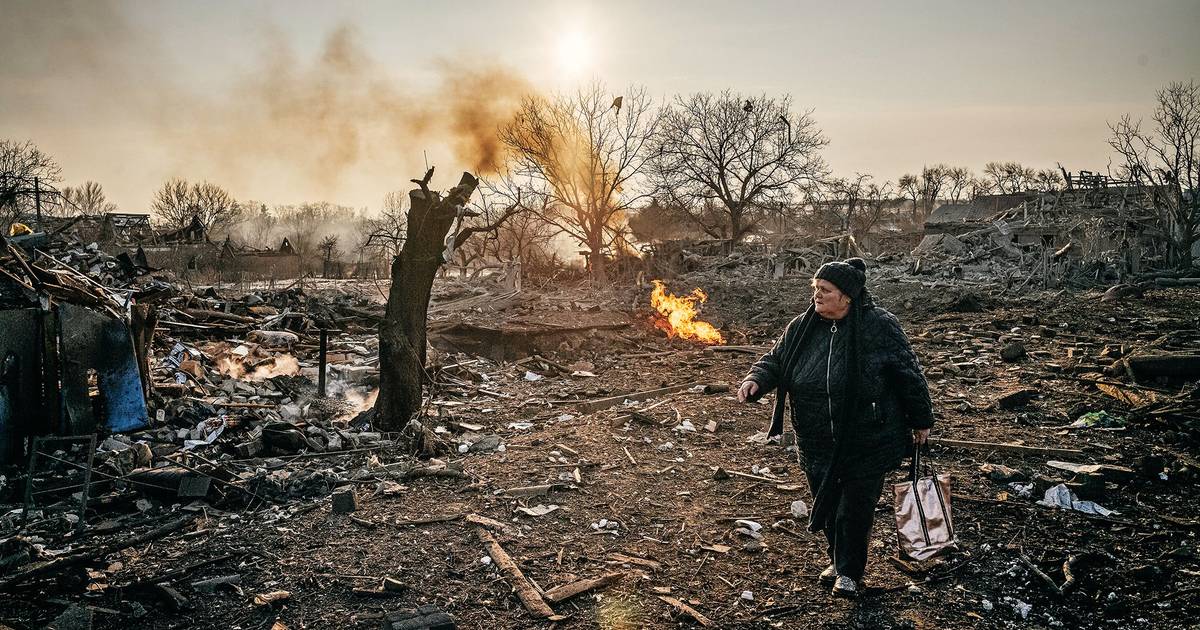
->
[[1, 231, 1199, 630]]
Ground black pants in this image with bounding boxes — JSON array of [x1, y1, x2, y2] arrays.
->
[[804, 466, 886, 582]]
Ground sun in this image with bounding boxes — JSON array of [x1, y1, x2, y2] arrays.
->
[[555, 27, 591, 77]]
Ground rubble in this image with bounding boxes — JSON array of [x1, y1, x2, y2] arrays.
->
[[1, 220, 1198, 629]]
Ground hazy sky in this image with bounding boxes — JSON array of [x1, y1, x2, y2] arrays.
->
[[1, 0, 1197, 213]]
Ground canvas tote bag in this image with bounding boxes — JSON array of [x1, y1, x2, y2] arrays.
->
[[894, 447, 958, 561]]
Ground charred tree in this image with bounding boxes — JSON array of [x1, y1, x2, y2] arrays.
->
[[374, 168, 519, 431]]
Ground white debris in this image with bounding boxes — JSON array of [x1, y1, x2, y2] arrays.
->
[[735, 519, 763, 532], [480, 556, 492, 565], [981, 599, 993, 611], [516, 504, 560, 517], [1037, 483, 1118, 517], [675, 420, 696, 432], [740, 590, 754, 601], [790, 500, 809, 519], [523, 371, 544, 382], [745, 431, 770, 445], [1008, 482, 1034, 498], [1001, 597, 1032, 619]]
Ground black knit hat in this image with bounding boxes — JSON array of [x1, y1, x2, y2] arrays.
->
[[814, 257, 867, 300]]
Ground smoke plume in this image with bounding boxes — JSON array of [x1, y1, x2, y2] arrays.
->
[[0, 1, 532, 208]]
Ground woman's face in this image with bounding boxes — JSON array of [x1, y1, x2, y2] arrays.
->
[[812, 279, 850, 319]]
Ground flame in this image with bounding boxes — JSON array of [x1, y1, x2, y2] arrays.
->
[[216, 356, 246, 379], [649, 280, 725, 344], [217, 354, 300, 381]]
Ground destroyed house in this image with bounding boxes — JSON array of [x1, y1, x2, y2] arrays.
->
[[924, 193, 1039, 236], [158, 214, 208, 245], [0, 241, 149, 465], [218, 236, 303, 279], [919, 175, 1169, 271], [42, 212, 155, 247]]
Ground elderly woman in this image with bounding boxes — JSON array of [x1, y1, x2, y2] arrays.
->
[[737, 258, 933, 597]]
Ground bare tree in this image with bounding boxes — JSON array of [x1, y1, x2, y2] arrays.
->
[[897, 164, 950, 223], [649, 91, 827, 243], [897, 173, 920, 224], [152, 178, 243, 237], [500, 83, 659, 284], [982, 161, 1038, 194], [945, 167, 974, 202], [318, 234, 340, 261], [811, 175, 894, 239], [60, 181, 118, 217], [853, 180, 895, 238], [1109, 79, 1200, 268], [467, 174, 556, 270], [317, 234, 341, 278], [237, 202, 277, 249], [1031, 168, 1063, 193], [0, 139, 62, 226], [363, 191, 409, 259]]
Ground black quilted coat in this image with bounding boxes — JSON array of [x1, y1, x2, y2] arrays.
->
[[744, 304, 933, 480]]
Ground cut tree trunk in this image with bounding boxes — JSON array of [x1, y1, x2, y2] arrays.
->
[[375, 171, 479, 431]]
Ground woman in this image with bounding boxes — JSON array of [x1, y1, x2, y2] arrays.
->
[[737, 258, 933, 597]]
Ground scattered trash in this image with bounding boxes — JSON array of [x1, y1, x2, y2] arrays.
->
[[516, 504, 560, 517], [1069, 410, 1125, 428], [1037, 483, 1118, 517]]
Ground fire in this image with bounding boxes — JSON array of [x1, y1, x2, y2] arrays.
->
[[216, 354, 300, 381], [649, 280, 725, 344]]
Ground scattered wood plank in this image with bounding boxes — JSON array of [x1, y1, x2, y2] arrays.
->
[[466, 513, 522, 537], [723, 469, 787, 484], [1124, 353, 1200, 378], [930, 438, 1084, 458], [658, 595, 713, 627], [394, 513, 463, 527], [476, 530, 555, 619], [0, 516, 193, 590], [543, 572, 625, 603], [503, 484, 556, 497], [607, 552, 662, 571], [575, 382, 700, 414], [705, 345, 770, 354]]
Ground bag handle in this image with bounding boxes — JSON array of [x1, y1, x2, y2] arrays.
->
[[909, 443, 935, 482]]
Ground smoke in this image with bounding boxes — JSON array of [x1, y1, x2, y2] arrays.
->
[[180, 25, 531, 192], [0, 2, 532, 208]]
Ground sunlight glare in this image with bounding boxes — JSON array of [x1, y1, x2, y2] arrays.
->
[[555, 26, 591, 76]]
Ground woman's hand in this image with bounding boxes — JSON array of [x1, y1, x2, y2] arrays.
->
[[737, 380, 759, 403], [912, 428, 930, 445]]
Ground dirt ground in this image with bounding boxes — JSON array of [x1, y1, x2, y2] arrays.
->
[[3, 275, 1199, 630]]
